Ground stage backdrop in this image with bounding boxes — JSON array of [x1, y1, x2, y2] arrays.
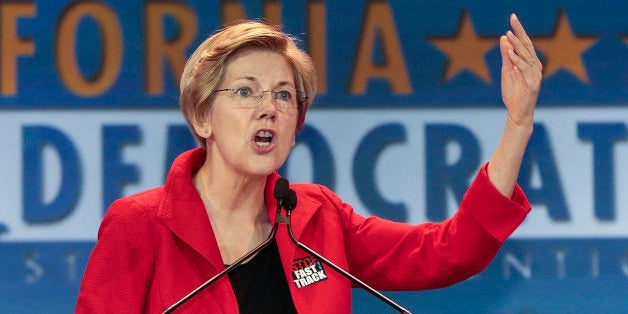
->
[[1, 0, 627, 312]]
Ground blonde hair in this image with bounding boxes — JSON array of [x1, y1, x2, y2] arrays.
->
[[179, 21, 317, 149]]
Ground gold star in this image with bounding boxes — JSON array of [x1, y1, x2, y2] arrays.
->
[[533, 11, 597, 83], [428, 12, 498, 83]]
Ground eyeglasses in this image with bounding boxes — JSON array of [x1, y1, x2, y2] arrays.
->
[[214, 86, 306, 114]]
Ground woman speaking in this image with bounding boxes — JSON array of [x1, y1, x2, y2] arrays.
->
[[76, 13, 541, 313]]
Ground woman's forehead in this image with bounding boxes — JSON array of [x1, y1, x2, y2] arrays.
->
[[222, 49, 295, 84]]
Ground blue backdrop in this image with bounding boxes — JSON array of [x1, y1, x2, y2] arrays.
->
[[1, 0, 627, 312]]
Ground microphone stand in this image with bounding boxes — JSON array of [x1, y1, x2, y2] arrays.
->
[[282, 191, 412, 314], [162, 200, 284, 314]]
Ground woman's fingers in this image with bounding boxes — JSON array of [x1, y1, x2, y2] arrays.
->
[[500, 35, 514, 68], [510, 14, 539, 61], [506, 14, 542, 78], [506, 31, 532, 69]]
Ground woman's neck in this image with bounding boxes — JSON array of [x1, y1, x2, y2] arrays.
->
[[192, 157, 273, 264], [193, 158, 267, 219]]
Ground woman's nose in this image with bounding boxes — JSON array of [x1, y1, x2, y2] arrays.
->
[[256, 92, 278, 121]]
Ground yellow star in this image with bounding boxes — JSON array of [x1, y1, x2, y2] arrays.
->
[[428, 12, 498, 83], [533, 11, 597, 83]]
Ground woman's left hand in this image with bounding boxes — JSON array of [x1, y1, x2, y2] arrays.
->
[[487, 14, 542, 197], [499, 14, 542, 129]]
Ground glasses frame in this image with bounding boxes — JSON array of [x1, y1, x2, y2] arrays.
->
[[214, 87, 307, 113]]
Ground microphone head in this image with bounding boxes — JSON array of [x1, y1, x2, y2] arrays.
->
[[274, 178, 290, 201], [285, 189, 297, 211]]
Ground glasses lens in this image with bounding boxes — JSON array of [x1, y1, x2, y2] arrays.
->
[[273, 89, 298, 113], [219, 87, 301, 113]]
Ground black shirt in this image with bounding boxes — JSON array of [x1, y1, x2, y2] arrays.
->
[[227, 239, 298, 314]]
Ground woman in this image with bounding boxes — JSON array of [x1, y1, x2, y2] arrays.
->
[[76, 13, 541, 313]]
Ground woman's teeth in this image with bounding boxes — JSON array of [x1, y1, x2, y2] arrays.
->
[[255, 131, 273, 146]]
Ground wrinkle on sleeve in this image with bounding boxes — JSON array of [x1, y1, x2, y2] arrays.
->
[[462, 162, 531, 243]]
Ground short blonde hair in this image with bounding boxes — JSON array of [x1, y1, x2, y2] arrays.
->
[[179, 21, 317, 149]]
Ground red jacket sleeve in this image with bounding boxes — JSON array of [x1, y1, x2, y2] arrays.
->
[[334, 163, 531, 290], [75, 197, 156, 313]]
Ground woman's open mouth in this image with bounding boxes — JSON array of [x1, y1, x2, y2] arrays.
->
[[254, 130, 273, 146]]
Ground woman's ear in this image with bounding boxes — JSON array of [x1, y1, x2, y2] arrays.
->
[[192, 117, 211, 139]]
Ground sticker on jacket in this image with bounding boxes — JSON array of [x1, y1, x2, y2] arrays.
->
[[291, 256, 327, 288]]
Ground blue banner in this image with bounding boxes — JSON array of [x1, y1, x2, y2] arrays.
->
[[1, 0, 627, 312]]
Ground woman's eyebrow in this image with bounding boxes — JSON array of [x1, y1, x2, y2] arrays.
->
[[224, 76, 259, 87], [235, 75, 257, 82], [275, 81, 295, 88], [231, 76, 294, 88]]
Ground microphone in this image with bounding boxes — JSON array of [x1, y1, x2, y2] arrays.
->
[[274, 178, 290, 221], [162, 179, 290, 313], [285, 189, 297, 212], [274, 178, 290, 202], [282, 187, 412, 314]]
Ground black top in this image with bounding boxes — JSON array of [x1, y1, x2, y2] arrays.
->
[[227, 239, 297, 314]]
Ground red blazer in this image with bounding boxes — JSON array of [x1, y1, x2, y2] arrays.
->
[[76, 148, 530, 313]]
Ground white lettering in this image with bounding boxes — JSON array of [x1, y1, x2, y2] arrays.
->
[[503, 252, 531, 280], [621, 252, 628, 277], [24, 252, 43, 283], [554, 249, 566, 279], [304, 265, 313, 276], [299, 278, 308, 287], [65, 251, 78, 281], [591, 249, 599, 279]]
